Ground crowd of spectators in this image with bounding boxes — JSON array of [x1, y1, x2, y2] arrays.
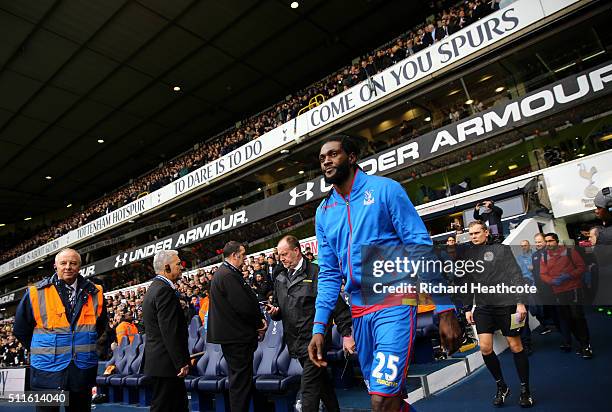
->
[[0, 0, 502, 264], [0, 320, 27, 367], [102, 249, 317, 357]]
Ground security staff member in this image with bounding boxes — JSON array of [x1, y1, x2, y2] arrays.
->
[[13, 248, 108, 412], [142, 250, 190, 412], [460, 221, 533, 408], [116, 312, 138, 344], [266, 235, 354, 412], [207, 241, 268, 412], [593, 187, 612, 305]]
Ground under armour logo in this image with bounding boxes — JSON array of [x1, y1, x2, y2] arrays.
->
[[114, 253, 128, 268], [289, 182, 315, 206]]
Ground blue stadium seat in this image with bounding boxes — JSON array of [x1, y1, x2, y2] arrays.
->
[[108, 334, 142, 403], [188, 315, 202, 354], [326, 324, 344, 362], [255, 347, 302, 392], [413, 311, 439, 364], [255, 347, 302, 412], [252, 319, 285, 379], [96, 336, 131, 401], [187, 342, 228, 412], [96, 336, 130, 396], [192, 325, 206, 355], [327, 325, 355, 389], [123, 335, 152, 406], [119, 335, 130, 348]]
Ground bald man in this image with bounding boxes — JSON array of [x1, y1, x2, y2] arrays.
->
[[14, 248, 108, 412]]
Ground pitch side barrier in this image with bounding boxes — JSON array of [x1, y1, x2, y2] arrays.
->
[[0, 0, 583, 278], [76, 63, 612, 277]]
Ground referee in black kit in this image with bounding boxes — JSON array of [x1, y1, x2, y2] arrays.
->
[[207, 241, 268, 412], [459, 221, 534, 408]]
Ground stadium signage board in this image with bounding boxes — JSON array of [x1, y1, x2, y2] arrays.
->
[[304, 0, 577, 131], [79, 63, 612, 275], [0, 288, 25, 307], [544, 151, 612, 218], [0, 0, 582, 277], [0, 368, 26, 396]]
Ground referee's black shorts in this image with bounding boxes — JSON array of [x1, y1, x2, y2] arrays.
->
[[473, 305, 521, 336]]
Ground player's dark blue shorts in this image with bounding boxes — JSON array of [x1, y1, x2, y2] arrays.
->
[[353, 305, 417, 396]]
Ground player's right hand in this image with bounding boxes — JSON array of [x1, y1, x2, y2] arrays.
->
[[465, 311, 474, 324], [308, 333, 327, 367]]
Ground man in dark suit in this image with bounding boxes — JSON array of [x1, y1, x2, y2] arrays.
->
[[208, 241, 268, 412], [143, 250, 190, 412]]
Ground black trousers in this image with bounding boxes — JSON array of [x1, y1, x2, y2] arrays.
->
[[222, 342, 257, 412], [34, 389, 91, 412], [32, 362, 95, 412], [299, 356, 340, 412], [555, 290, 590, 347], [150, 376, 188, 412]]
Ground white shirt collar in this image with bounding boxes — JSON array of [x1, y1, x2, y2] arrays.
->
[[292, 257, 304, 274], [156, 275, 176, 289]]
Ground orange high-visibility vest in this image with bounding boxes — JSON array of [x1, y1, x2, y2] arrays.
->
[[28, 283, 103, 371], [116, 321, 138, 344], [198, 296, 209, 324]]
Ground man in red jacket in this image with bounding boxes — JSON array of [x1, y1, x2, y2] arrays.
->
[[540, 233, 592, 358]]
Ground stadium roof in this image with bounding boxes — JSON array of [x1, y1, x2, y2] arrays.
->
[[0, 0, 434, 222]]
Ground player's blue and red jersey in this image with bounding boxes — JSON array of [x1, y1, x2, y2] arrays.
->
[[313, 168, 454, 335]]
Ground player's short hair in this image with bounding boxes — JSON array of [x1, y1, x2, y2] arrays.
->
[[322, 134, 362, 162]]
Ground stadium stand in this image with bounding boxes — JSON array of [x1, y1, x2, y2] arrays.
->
[[2, 0, 612, 411], [0, 0, 494, 265]]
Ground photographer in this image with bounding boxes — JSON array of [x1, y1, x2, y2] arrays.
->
[[474, 200, 504, 242]]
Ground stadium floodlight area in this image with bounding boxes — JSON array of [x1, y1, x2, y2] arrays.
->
[[0, 0, 583, 278]]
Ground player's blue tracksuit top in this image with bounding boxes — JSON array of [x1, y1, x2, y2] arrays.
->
[[313, 169, 454, 335]]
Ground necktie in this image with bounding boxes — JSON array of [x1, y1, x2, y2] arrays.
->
[[69, 285, 77, 308], [288, 269, 296, 280]]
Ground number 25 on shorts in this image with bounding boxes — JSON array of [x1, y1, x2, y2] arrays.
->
[[371, 352, 400, 384]]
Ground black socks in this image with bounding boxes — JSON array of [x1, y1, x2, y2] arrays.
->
[[483, 352, 504, 383], [513, 349, 530, 388]]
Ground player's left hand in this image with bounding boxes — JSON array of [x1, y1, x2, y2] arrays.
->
[[438, 311, 462, 355], [342, 335, 356, 355]]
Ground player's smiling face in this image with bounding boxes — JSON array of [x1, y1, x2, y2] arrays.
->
[[319, 141, 351, 185]]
